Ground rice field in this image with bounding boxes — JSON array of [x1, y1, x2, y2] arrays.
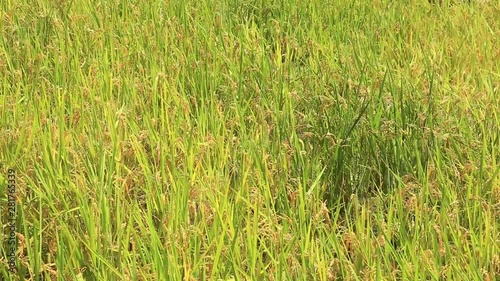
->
[[0, 0, 499, 280]]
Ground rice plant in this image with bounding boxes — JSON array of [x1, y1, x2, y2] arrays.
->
[[0, 0, 498, 280]]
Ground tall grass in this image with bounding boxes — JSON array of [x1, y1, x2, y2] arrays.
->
[[0, 0, 498, 280]]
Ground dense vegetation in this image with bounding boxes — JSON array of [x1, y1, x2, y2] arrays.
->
[[0, 0, 498, 280]]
